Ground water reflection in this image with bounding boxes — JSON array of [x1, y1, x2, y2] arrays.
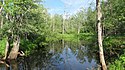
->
[[0, 42, 98, 70], [0, 64, 6, 70]]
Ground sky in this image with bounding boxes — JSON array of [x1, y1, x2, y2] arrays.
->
[[42, 0, 96, 15]]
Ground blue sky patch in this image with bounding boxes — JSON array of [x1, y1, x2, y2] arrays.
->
[[43, 0, 96, 15]]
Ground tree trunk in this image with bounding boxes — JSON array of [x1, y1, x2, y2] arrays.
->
[[78, 23, 81, 34], [62, 11, 65, 34], [0, 0, 4, 29], [8, 36, 20, 60], [0, 6, 3, 29], [52, 16, 55, 32], [0, 17, 3, 29], [96, 0, 107, 70]]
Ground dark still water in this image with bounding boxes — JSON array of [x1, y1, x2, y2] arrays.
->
[[0, 42, 98, 70]]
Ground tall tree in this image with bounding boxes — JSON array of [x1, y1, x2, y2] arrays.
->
[[62, 11, 65, 35], [0, 0, 42, 59], [96, 0, 107, 70], [0, 0, 4, 29]]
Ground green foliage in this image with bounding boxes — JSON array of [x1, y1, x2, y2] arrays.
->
[[20, 39, 37, 56], [0, 0, 48, 56], [109, 54, 125, 70], [62, 34, 79, 42], [46, 33, 79, 43], [0, 0, 124, 66], [104, 36, 125, 47], [0, 38, 6, 56], [102, 0, 125, 36], [79, 33, 96, 45]]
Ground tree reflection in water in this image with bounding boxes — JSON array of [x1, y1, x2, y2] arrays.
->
[[0, 41, 98, 70]]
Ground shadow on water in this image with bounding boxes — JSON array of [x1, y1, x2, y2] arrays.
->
[[0, 41, 98, 70]]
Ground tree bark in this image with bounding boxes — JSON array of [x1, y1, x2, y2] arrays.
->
[[0, 0, 4, 29], [96, 0, 107, 70], [8, 36, 20, 60], [0, 6, 3, 29]]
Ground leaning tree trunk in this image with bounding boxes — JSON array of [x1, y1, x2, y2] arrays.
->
[[96, 0, 107, 70], [8, 36, 20, 60]]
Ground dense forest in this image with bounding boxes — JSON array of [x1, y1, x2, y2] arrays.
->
[[0, 0, 125, 70]]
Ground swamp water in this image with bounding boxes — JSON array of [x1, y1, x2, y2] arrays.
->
[[0, 42, 98, 70]]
